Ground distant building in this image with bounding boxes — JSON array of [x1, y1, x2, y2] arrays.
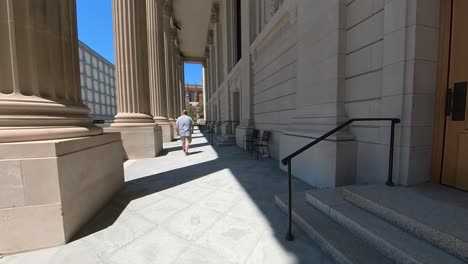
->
[[185, 84, 204, 119], [78, 41, 117, 122], [185, 84, 203, 105]]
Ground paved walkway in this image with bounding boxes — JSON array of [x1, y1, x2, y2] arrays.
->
[[0, 128, 331, 264]]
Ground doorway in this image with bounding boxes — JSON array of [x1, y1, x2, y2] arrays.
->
[[439, 0, 468, 190]]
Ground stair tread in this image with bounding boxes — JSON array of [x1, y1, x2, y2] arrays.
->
[[275, 192, 394, 264], [306, 188, 464, 264], [344, 184, 468, 242], [343, 185, 468, 262]]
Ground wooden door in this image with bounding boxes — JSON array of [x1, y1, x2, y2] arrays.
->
[[442, 0, 468, 190]]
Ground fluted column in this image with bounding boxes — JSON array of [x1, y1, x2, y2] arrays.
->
[[180, 54, 186, 113], [174, 49, 181, 115], [109, 0, 162, 159], [0, 0, 101, 143], [171, 38, 179, 118], [163, 3, 175, 120], [112, 0, 154, 127], [0, 0, 125, 254], [147, 0, 172, 142], [202, 62, 207, 119], [147, 0, 168, 123]]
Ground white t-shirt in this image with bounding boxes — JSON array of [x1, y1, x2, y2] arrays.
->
[[176, 115, 194, 136]]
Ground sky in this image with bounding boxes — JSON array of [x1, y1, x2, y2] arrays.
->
[[76, 0, 202, 84]]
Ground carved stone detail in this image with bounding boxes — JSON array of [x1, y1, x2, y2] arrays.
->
[[252, 2, 296, 64]]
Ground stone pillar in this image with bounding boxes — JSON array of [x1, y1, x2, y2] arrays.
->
[[107, 0, 162, 159], [202, 62, 208, 119], [0, 2, 102, 142], [177, 52, 184, 115], [172, 40, 180, 120], [147, 0, 172, 142], [0, 0, 124, 253], [180, 54, 186, 114], [163, 2, 176, 135], [173, 47, 180, 116]]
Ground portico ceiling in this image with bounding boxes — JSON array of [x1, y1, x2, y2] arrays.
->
[[173, 0, 213, 62]]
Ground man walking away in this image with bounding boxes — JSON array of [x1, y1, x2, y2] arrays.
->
[[176, 110, 194, 155]]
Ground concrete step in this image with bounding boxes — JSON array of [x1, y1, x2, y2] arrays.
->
[[275, 192, 394, 264], [342, 185, 468, 262], [306, 188, 464, 264]]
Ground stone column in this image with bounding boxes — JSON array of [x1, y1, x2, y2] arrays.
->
[[163, 2, 176, 135], [202, 62, 207, 119], [176, 51, 183, 115], [173, 47, 180, 116], [172, 40, 180, 119], [0, 0, 124, 253], [147, 0, 172, 142], [107, 0, 162, 158], [0, 0, 102, 142], [180, 54, 186, 114]]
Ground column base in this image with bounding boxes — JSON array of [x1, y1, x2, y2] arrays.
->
[[279, 129, 356, 188], [105, 126, 163, 159], [154, 117, 173, 143], [0, 133, 125, 254]]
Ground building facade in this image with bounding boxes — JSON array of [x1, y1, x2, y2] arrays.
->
[[79, 41, 117, 122], [203, 0, 461, 190], [185, 83, 204, 119]]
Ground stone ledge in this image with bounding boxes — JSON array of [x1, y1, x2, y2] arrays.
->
[[0, 133, 122, 159]]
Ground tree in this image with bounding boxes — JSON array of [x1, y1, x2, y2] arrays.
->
[[187, 107, 196, 120]]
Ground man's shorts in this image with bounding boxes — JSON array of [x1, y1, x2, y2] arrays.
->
[[180, 136, 192, 144]]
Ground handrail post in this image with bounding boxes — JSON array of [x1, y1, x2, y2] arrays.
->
[[285, 160, 294, 241], [386, 120, 396, 186]]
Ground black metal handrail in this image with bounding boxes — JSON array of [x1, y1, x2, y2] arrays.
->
[[202, 120, 219, 135], [204, 120, 238, 144], [281, 118, 400, 241]]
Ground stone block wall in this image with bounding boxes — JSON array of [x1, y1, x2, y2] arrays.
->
[[206, 0, 441, 187]]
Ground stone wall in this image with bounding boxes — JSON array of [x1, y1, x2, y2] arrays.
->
[[250, 2, 297, 159], [343, 0, 440, 185], [206, 0, 441, 187]]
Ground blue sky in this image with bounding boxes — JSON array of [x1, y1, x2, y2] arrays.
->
[[76, 0, 202, 84]]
